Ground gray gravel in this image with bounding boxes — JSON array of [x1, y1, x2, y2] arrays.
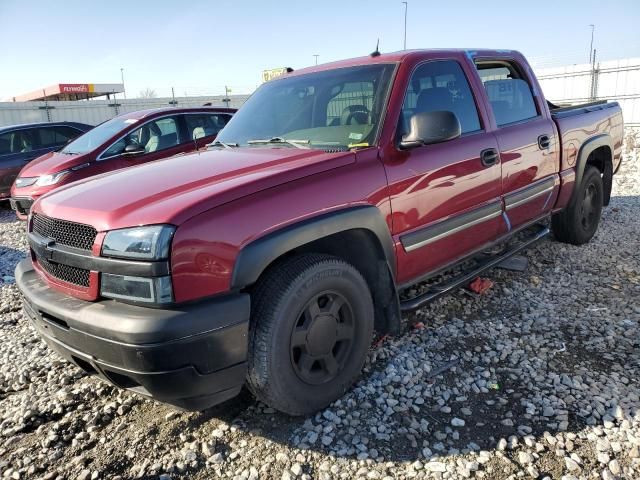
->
[[1, 129, 639, 479]]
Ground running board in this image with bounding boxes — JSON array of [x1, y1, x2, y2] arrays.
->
[[399, 224, 550, 312]]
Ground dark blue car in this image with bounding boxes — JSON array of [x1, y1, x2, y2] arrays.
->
[[0, 121, 92, 199]]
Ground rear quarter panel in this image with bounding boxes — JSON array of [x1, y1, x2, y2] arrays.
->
[[554, 106, 624, 173]]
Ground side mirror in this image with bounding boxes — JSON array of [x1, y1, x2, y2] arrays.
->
[[122, 143, 146, 156], [399, 111, 462, 150]]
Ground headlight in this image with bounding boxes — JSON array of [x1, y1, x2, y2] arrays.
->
[[102, 225, 175, 260], [35, 170, 70, 186], [101, 273, 173, 304], [15, 177, 38, 188]]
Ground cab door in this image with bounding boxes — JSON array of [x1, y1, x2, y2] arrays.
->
[[384, 59, 503, 284], [474, 58, 560, 231]]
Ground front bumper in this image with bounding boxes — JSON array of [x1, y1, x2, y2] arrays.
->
[[10, 197, 34, 219], [16, 258, 250, 410]]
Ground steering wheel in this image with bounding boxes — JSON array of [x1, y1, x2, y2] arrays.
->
[[343, 106, 371, 125]]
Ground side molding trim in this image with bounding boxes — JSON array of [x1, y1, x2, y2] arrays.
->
[[400, 202, 502, 252]]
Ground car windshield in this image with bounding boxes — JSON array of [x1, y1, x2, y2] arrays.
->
[[61, 116, 138, 155], [216, 64, 396, 150]]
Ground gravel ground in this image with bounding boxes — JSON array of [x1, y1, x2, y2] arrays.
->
[[1, 130, 639, 480]]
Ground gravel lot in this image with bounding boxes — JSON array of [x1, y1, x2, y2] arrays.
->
[[1, 131, 639, 480]]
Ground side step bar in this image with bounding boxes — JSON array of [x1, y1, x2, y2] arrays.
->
[[399, 224, 550, 312]]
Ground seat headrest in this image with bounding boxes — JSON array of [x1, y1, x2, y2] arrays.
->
[[193, 127, 206, 140], [416, 87, 454, 113]]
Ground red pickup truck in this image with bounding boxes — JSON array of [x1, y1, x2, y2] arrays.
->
[[10, 106, 235, 218], [16, 49, 623, 415]]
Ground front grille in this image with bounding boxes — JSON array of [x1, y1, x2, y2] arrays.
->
[[10, 198, 34, 216], [37, 257, 90, 287], [32, 214, 97, 251]]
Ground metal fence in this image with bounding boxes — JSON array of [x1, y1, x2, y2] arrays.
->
[[2, 57, 640, 128], [535, 57, 640, 126], [0, 95, 250, 128]]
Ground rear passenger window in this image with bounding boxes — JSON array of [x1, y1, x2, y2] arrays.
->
[[185, 113, 231, 140], [400, 60, 481, 135], [476, 61, 538, 126]]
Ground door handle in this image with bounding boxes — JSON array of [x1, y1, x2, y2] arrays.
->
[[480, 148, 499, 167], [538, 135, 551, 150]]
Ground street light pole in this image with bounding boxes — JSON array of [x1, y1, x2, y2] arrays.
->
[[402, 2, 408, 50], [313, 54, 319, 65], [589, 24, 595, 64], [120, 68, 126, 100]]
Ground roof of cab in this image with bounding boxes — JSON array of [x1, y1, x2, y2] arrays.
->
[[280, 48, 520, 79]]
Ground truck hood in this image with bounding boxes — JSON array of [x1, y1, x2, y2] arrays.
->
[[19, 151, 88, 177], [36, 147, 355, 231]]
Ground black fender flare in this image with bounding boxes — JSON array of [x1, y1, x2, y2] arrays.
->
[[230, 205, 396, 289], [572, 133, 613, 204]]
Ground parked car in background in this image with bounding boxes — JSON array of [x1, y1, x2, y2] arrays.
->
[[16, 49, 623, 414], [10, 107, 235, 218], [0, 122, 92, 200]]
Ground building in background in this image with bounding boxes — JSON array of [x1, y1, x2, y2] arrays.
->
[[11, 84, 125, 102]]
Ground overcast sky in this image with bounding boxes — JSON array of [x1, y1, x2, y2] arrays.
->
[[1, 0, 639, 99]]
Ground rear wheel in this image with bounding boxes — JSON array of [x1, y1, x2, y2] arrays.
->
[[552, 166, 603, 245], [247, 254, 374, 415]]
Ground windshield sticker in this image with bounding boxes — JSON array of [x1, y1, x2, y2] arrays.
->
[[348, 142, 369, 149], [348, 132, 364, 140]]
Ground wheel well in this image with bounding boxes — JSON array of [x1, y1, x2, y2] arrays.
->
[[585, 145, 613, 205], [252, 229, 401, 335]]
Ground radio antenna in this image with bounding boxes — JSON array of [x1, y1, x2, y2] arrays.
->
[[371, 39, 381, 57]]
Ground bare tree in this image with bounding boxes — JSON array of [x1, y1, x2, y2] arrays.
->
[[139, 88, 157, 98]]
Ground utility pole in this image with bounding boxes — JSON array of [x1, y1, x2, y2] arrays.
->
[[402, 2, 408, 50], [588, 24, 595, 64], [120, 68, 126, 100], [313, 54, 319, 65], [223, 86, 231, 108]]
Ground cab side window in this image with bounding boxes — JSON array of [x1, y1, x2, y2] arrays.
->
[[476, 61, 538, 126], [400, 60, 481, 137]]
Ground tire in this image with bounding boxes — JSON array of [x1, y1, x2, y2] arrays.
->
[[552, 166, 604, 245], [247, 254, 374, 415]]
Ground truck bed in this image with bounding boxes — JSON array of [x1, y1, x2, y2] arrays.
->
[[548, 100, 620, 119], [549, 100, 624, 173]]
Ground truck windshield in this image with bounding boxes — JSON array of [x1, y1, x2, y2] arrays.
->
[[60, 116, 138, 155], [217, 64, 396, 150]]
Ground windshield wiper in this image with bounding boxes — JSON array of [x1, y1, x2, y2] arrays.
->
[[207, 140, 239, 150], [60, 150, 77, 155], [247, 137, 310, 149]]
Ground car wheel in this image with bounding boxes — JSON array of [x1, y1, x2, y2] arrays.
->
[[247, 253, 374, 415], [552, 166, 604, 245]]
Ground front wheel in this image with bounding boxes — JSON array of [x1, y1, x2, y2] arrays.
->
[[247, 254, 374, 415], [552, 166, 603, 245]]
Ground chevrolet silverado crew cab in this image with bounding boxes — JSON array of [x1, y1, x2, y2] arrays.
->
[[10, 107, 235, 218], [16, 49, 623, 415]]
